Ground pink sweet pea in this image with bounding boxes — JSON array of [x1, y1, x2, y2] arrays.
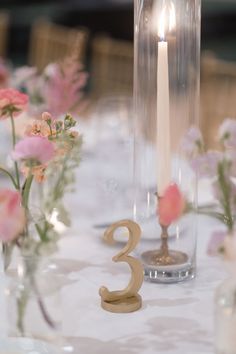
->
[[0, 189, 25, 242], [158, 183, 186, 227], [12, 136, 55, 164], [207, 231, 226, 256], [0, 88, 28, 119]]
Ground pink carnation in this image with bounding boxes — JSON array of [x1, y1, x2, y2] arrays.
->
[[12, 136, 55, 164], [0, 189, 25, 242], [158, 184, 186, 227], [0, 88, 28, 119]]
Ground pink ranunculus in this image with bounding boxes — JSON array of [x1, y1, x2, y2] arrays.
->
[[0, 189, 25, 242], [0, 88, 28, 119], [158, 183, 186, 227], [12, 136, 55, 164]]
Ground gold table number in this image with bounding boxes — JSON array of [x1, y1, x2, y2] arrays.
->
[[99, 220, 144, 313]]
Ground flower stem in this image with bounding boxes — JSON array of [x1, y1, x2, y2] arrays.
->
[[218, 162, 234, 231], [17, 289, 28, 335], [22, 174, 33, 209], [10, 114, 20, 190], [0, 166, 18, 188]]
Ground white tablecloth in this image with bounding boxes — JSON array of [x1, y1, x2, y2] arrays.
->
[[0, 116, 227, 354]]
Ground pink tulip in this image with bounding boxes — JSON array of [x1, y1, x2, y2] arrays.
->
[[0, 88, 28, 118], [12, 136, 55, 164], [158, 183, 185, 227], [0, 189, 25, 242]]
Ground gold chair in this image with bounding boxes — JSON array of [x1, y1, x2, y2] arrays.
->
[[0, 12, 9, 58], [29, 19, 89, 71], [201, 52, 236, 148], [91, 35, 133, 99]]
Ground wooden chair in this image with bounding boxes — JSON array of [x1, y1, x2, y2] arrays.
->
[[0, 12, 9, 58], [201, 52, 236, 148], [91, 35, 133, 99], [29, 20, 89, 71]]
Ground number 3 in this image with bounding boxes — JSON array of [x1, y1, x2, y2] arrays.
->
[[99, 220, 144, 313]]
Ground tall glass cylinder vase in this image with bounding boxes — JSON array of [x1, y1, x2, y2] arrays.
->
[[133, 0, 201, 283]]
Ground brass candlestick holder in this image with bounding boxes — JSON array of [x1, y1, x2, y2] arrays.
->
[[140, 194, 191, 283], [142, 224, 188, 267]]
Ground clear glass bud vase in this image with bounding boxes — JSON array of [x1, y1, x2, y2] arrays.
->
[[133, 0, 201, 283], [5, 255, 64, 354], [215, 276, 236, 354]]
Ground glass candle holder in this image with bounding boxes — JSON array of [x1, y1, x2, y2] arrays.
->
[[133, 0, 201, 283]]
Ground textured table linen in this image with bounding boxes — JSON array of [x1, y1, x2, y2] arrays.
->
[[0, 118, 226, 354]]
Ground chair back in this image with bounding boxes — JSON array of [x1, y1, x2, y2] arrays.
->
[[29, 20, 89, 71], [0, 12, 9, 58], [91, 35, 133, 98], [201, 52, 236, 148]]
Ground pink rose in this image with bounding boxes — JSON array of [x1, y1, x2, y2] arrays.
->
[[158, 183, 186, 227], [12, 136, 55, 164], [0, 189, 25, 242], [0, 88, 28, 119]]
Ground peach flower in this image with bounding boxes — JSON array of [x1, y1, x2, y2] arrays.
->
[[12, 136, 55, 164], [21, 164, 47, 183], [25, 121, 53, 138], [0, 88, 28, 119], [0, 189, 25, 242], [158, 184, 186, 227]]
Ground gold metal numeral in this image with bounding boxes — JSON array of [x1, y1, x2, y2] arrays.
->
[[99, 220, 144, 313]]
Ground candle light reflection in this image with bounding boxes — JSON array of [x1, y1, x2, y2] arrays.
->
[[157, 2, 176, 41]]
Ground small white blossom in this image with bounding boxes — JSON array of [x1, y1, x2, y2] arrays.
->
[[219, 118, 236, 148], [181, 126, 203, 156], [191, 151, 222, 178]]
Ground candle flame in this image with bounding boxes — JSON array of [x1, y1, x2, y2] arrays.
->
[[158, 2, 176, 41]]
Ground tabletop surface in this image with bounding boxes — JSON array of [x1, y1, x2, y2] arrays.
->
[[0, 110, 228, 354]]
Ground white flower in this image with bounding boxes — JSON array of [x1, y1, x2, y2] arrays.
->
[[181, 126, 203, 156], [12, 66, 37, 88], [43, 63, 58, 79], [191, 151, 222, 178], [219, 118, 236, 148]]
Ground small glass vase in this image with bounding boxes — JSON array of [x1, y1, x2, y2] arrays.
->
[[5, 255, 64, 354], [215, 275, 236, 354]]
